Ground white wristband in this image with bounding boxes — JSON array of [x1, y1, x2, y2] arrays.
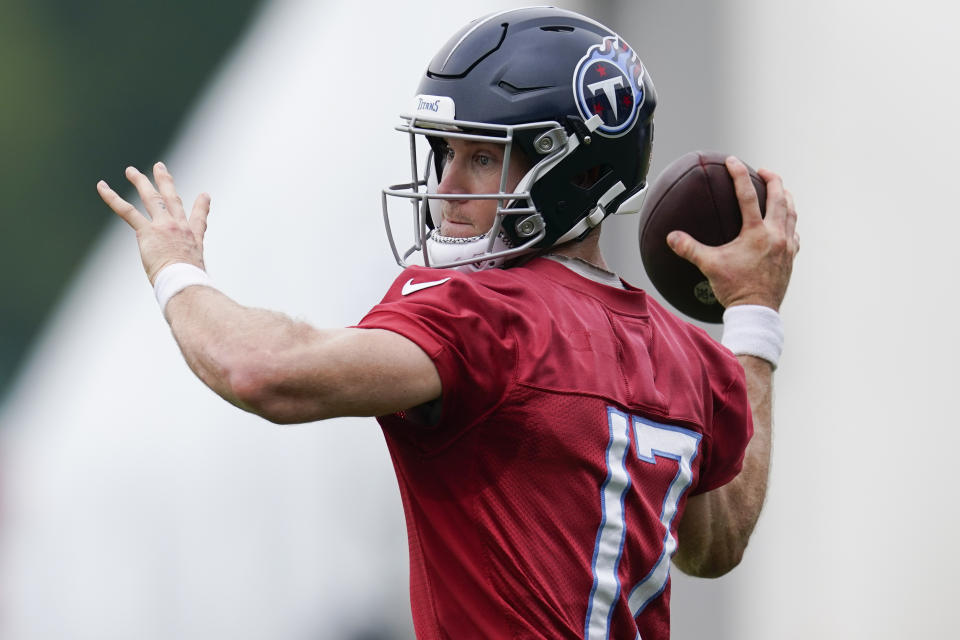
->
[[153, 263, 214, 314], [721, 305, 784, 368]]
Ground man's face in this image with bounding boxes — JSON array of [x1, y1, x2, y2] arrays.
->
[[435, 138, 531, 238]]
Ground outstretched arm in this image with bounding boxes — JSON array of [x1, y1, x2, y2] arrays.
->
[[668, 157, 799, 577], [97, 163, 441, 423]]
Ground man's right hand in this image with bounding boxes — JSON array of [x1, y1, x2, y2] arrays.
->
[[665, 156, 799, 312]]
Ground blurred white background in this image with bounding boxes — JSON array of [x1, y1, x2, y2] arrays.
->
[[1, 0, 957, 638]]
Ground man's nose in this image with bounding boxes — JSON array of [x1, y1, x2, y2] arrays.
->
[[436, 157, 464, 194]]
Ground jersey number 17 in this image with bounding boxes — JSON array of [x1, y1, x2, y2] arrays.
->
[[584, 408, 702, 639]]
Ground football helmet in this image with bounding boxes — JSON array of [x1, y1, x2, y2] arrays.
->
[[382, 6, 657, 270]]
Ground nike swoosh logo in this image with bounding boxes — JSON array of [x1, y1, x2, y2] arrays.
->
[[401, 277, 451, 296]]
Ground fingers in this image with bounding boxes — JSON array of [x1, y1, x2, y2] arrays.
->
[[784, 189, 797, 236], [101, 164, 210, 236], [154, 162, 187, 220], [784, 189, 799, 254], [757, 167, 788, 228], [726, 156, 764, 231], [757, 167, 798, 256], [125, 165, 170, 221], [189, 193, 211, 241], [97, 180, 149, 231]]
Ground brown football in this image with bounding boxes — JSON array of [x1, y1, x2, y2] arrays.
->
[[638, 151, 767, 323]]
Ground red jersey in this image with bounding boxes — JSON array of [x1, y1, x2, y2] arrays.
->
[[358, 257, 751, 639]]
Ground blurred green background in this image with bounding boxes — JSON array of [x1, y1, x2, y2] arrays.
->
[[0, 0, 264, 401]]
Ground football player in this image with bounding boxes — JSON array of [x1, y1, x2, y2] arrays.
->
[[98, 7, 797, 639]]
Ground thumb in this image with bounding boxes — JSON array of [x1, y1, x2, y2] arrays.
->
[[666, 230, 704, 266]]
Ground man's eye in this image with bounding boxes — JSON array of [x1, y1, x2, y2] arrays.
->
[[444, 147, 455, 161], [476, 154, 491, 166]]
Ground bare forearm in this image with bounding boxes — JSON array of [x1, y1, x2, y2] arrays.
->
[[674, 355, 772, 577], [710, 355, 773, 560], [164, 285, 320, 414]]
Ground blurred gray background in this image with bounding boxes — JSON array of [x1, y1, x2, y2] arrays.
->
[[2, 0, 957, 638]]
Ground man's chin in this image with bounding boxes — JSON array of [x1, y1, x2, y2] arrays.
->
[[440, 221, 480, 238]]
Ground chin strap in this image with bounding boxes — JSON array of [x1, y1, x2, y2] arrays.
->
[[614, 183, 648, 215], [553, 181, 628, 245], [424, 229, 515, 272], [551, 178, 648, 247]]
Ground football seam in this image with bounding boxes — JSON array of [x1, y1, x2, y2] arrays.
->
[[698, 156, 732, 244]]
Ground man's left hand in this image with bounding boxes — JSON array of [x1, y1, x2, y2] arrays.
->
[[97, 162, 211, 285]]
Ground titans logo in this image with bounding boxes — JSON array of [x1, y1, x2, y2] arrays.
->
[[573, 36, 645, 138]]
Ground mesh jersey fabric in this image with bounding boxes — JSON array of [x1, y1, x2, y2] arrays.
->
[[357, 257, 752, 640]]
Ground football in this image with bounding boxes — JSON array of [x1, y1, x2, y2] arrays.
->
[[638, 151, 767, 323]]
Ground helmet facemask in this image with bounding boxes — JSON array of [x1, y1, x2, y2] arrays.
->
[[382, 110, 569, 271], [382, 104, 631, 271]]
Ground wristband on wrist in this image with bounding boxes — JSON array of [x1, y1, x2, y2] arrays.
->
[[153, 263, 214, 314], [720, 304, 784, 368]]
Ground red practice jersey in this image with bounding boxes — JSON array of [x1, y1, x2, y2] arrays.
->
[[358, 257, 751, 639]]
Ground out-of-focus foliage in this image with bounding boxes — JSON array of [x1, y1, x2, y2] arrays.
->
[[0, 0, 264, 400]]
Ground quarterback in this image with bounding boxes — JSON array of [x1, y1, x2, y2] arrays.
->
[[98, 7, 797, 639]]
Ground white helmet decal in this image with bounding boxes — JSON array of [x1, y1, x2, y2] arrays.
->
[[573, 36, 645, 138], [411, 94, 456, 121]]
